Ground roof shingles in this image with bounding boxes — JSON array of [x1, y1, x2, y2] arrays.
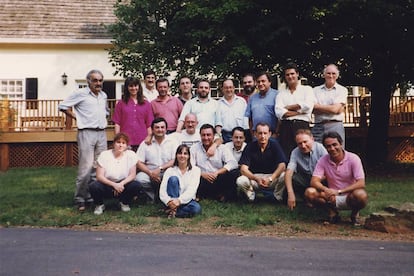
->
[[0, 0, 118, 40]]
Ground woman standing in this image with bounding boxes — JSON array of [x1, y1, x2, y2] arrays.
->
[[112, 77, 154, 151], [159, 144, 202, 218], [89, 133, 141, 215]]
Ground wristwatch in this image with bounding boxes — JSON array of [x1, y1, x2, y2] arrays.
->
[[338, 190, 342, 195], [268, 177, 273, 183], [159, 166, 164, 172]]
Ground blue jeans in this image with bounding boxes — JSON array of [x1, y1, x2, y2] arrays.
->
[[167, 176, 201, 217]]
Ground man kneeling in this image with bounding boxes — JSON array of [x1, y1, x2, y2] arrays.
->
[[305, 132, 368, 225]]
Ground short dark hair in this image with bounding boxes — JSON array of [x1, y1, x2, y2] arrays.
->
[[255, 122, 271, 132], [156, 77, 170, 88], [282, 62, 299, 74], [113, 132, 130, 145], [255, 71, 272, 82], [143, 70, 156, 78], [322, 131, 343, 146], [196, 79, 210, 88], [199, 123, 215, 134], [179, 75, 192, 83], [242, 73, 255, 80], [151, 117, 168, 129], [232, 126, 245, 136]]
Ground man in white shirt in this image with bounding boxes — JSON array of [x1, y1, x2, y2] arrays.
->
[[176, 79, 222, 136], [223, 127, 247, 162], [218, 79, 248, 143], [136, 117, 178, 202], [275, 62, 315, 159], [191, 124, 239, 201], [312, 64, 348, 147], [142, 70, 159, 102], [169, 113, 201, 148]]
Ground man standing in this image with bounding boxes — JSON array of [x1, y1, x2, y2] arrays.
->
[[237, 123, 287, 202], [178, 76, 194, 105], [305, 132, 368, 225], [176, 79, 222, 136], [284, 129, 327, 210], [218, 79, 248, 143], [142, 70, 159, 102], [237, 73, 256, 103], [275, 62, 315, 159], [136, 117, 178, 202], [245, 72, 279, 138], [151, 78, 183, 134], [191, 124, 239, 201], [312, 64, 348, 147], [59, 69, 108, 211]]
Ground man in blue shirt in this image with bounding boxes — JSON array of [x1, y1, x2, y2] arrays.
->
[[244, 72, 279, 139], [284, 129, 327, 210]]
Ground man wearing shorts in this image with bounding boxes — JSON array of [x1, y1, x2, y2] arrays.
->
[[305, 131, 368, 225]]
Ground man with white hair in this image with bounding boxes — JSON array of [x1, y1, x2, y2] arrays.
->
[[312, 64, 348, 147]]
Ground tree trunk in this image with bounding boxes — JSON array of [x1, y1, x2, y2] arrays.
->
[[366, 73, 392, 166]]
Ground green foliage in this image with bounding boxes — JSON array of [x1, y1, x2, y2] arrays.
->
[[0, 167, 413, 233]]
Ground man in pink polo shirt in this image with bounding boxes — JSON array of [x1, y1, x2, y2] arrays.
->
[[305, 131, 368, 225]]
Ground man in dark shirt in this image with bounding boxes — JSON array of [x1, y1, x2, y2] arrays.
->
[[236, 122, 287, 202]]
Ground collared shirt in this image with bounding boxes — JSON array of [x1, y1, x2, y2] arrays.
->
[[223, 141, 247, 162], [239, 139, 287, 174], [168, 130, 201, 148], [218, 95, 248, 131], [151, 96, 183, 131], [190, 142, 238, 173], [97, 149, 138, 182], [58, 87, 108, 129], [313, 150, 365, 191], [287, 142, 327, 175], [143, 87, 159, 102], [159, 165, 201, 205], [112, 98, 154, 146], [178, 97, 222, 128], [313, 83, 348, 123], [275, 84, 315, 122], [136, 136, 178, 170], [245, 88, 279, 133]]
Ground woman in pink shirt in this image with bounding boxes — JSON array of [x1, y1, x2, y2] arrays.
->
[[112, 77, 154, 151]]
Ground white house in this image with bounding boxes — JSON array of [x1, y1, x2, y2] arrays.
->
[[0, 0, 125, 101]]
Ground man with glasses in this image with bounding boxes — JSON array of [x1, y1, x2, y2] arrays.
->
[[59, 69, 109, 211]]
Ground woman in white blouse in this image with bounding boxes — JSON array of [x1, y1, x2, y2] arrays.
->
[[89, 133, 141, 215], [159, 144, 201, 218]]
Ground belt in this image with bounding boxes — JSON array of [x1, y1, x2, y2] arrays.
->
[[318, 120, 342, 124], [282, 119, 308, 124], [79, 128, 105, 131]]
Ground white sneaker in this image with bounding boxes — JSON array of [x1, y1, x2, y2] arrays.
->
[[94, 204, 105, 215], [245, 189, 255, 202], [120, 202, 131, 212]]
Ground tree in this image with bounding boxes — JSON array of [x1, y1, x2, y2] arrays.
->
[[108, 0, 414, 165]]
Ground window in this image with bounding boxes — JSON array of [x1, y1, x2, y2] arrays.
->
[[0, 79, 24, 99]]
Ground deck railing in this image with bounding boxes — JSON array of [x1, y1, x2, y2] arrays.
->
[[0, 96, 413, 132]]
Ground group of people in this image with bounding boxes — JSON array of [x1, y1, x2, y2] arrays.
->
[[58, 64, 368, 224]]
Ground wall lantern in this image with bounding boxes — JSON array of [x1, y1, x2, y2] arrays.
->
[[61, 73, 68, 85]]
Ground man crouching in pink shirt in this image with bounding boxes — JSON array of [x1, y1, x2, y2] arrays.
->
[[305, 131, 368, 226]]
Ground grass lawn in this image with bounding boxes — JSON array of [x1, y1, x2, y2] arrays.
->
[[0, 166, 413, 240]]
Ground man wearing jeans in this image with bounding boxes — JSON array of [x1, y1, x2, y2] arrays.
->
[[59, 69, 108, 211]]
